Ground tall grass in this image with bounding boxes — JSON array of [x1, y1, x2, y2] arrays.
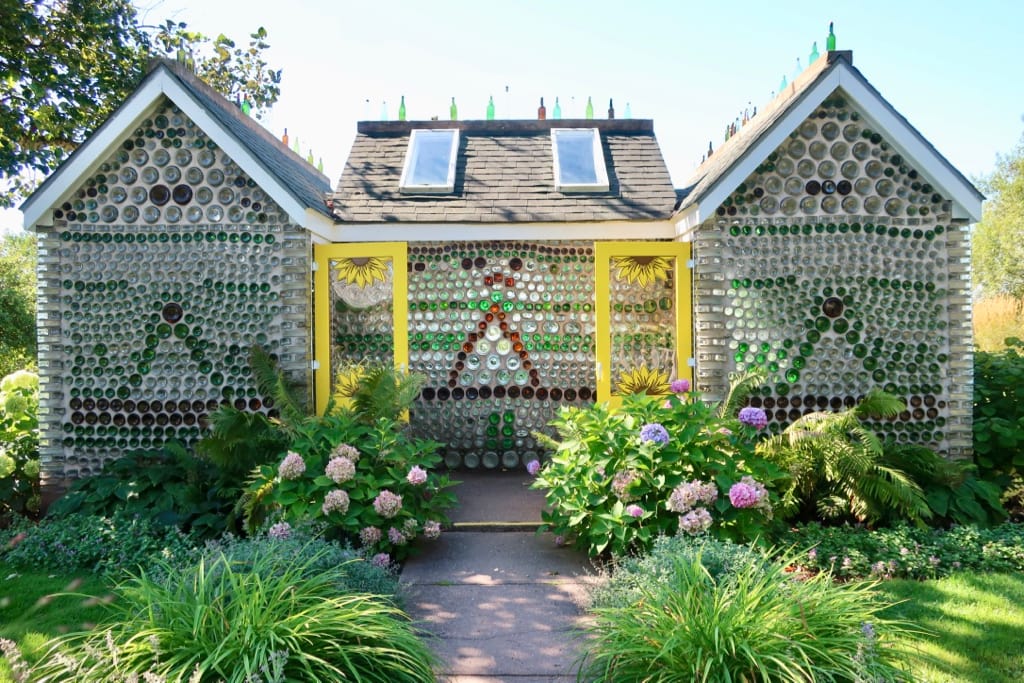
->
[[974, 295, 1024, 352], [29, 545, 436, 682], [580, 546, 923, 682]]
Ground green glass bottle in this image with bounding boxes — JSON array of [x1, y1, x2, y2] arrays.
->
[[809, 41, 820, 64], [827, 22, 836, 51], [486, 96, 495, 120], [450, 97, 458, 121], [585, 96, 594, 119], [553, 97, 562, 119], [398, 95, 407, 121]]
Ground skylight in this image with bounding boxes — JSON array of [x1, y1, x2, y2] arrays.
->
[[399, 129, 459, 193], [551, 128, 609, 192]]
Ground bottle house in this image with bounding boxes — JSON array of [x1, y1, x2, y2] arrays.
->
[[21, 51, 981, 497]]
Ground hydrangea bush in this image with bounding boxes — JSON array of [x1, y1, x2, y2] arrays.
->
[[0, 370, 41, 517], [243, 413, 457, 562], [532, 380, 787, 557]]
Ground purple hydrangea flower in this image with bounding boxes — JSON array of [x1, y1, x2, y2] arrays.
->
[[611, 470, 639, 501], [326, 456, 356, 484], [728, 482, 761, 508], [678, 508, 713, 534], [359, 526, 382, 546], [388, 527, 408, 546], [666, 479, 718, 513], [331, 443, 360, 463], [406, 465, 428, 485], [267, 522, 292, 540], [625, 504, 644, 518], [639, 422, 670, 444], [373, 490, 403, 518], [670, 378, 691, 393], [423, 520, 442, 540], [371, 552, 391, 568], [278, 451, 306, 480], [526, 459, 541, 476], [738, 407, 768, 430], [321, 489, 350, 515]]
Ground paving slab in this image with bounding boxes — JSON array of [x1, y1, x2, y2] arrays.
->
[[402, 531, 598, 680], [445, 471, 547, 525]]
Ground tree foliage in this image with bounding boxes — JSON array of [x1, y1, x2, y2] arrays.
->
[[973, 130, 1024, 299], [0, 0, 282, 208], [0, 232, 37, 376]]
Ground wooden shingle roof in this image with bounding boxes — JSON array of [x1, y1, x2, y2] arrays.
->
[[332, 119, 677, 224]]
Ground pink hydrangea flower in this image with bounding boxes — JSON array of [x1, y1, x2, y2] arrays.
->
[[406, 465, 428, 485], [267, 522, 292, 540], [670, 378, 691, 393], [321, 489, 350, 515], [331, 443, 360, 463], [423, 520, 442, 540], [388, 527, 407, 546], [679, 507, 713, 534], [738, 406, 768, 430], [625, 504, 644, 518], [371, 553, 391, 568], [526, 459, 541, 476], [278, 451, 306, 480], [666, 479, 718, 513], [728, 476, 771, 512], [360, 526, 382, 546], [612, 470, 639, 500], [326, 456, 356, 484], [373, 490, 403, 518]]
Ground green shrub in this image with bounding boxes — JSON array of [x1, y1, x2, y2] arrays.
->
[[532, 377, 786, 557], [30, 544, 437, 682], [48, 441, 231, 539], [0, 370, 41, 518], [0, 512, 196, 575], [780, 521, 1024, 580], [242, 411, 457, 563], [580, 546, 921, 682], [588, 534, 761, 610], [193, 523, 400, 602], [974, 338, 1024, 481], [880, 444, 1006, 527]]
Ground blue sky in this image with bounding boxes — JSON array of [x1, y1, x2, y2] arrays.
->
[[4, 0, 1022, 233]]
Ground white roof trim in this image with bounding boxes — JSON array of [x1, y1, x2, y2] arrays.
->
[[23, 65, 334, 237], [673, 60, 982, 229], [321, 220, 676, 243]]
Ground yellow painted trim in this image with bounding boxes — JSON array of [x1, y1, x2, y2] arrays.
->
[[313, 242, 408, 414], [594, 241, 692, 407]]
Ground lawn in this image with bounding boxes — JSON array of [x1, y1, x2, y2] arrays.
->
[[0, 564, 113, 681], [880, 572, 1024, 683]]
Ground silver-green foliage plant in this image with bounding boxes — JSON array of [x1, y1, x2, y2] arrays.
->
[[30, 544, 437, 682], [579, 544, 922, 682], [0, 370, 41, 517], [756, 389, 932, 525]]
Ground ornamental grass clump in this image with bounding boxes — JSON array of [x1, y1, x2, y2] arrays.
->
[[29, 544, 436, 682], [580, 543, 923, 682]]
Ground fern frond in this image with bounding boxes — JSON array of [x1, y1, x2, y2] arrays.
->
[[249, 345, 308, 429], [718, 368, 768, 418]]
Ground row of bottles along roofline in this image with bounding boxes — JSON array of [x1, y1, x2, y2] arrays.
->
[[704, 22, 838, 164], [380, 95, 632, 122]]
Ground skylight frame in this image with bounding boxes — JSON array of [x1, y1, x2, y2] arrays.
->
[[551, 128, 609, 193], [399, 129, 460, 194]]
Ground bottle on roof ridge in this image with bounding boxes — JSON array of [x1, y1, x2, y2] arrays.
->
[[398, 95, 407, 121], [624, 101, 632, 118], [553, 97, 562, 119], [810, 41, 820, 64], [608, 99, 615, 119], [282, 128, 289, 146], [450, 97, 458, 121], [827, 22, 836, 51], [538, 97, 546, 120], [486, 96, 495, 120], [585, 96, 594, 119]]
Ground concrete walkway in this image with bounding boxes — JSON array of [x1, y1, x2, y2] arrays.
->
[[401, 471, 599, 682]]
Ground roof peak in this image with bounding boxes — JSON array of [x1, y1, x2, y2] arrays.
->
[[357, 119, 654, 135]]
